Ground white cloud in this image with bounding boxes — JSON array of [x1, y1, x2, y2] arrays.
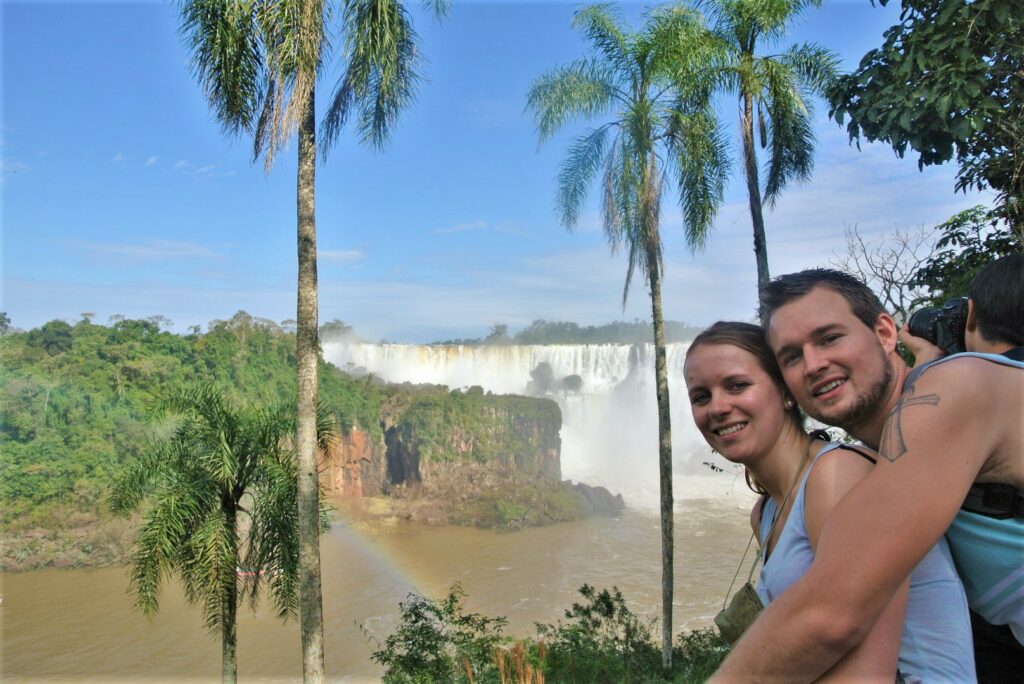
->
[[145, 156, 159, 166], [112, 152, 127, 162], [320, 249, 364, 264], [60, 238, 223, 261], [435, 220, 490, 235], [173, 159, 194, 171]]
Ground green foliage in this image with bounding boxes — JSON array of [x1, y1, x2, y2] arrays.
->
[[371, 584, 508, 683], [373, 584, 731, 683], [536, 584, 663, 681], [24, 320, 74, 356], [389, 387, 560, 468], [527, 3, 729, 304], [829, 0, 1024, 230], [0, 314, 385, 533], [908, 206, 1023, 306], [110, 385, 304, 623], [705, 0, 839, 204], [108, 384, 334, 681]]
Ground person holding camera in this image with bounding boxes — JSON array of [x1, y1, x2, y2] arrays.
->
[[710, 255, 1024, 683]]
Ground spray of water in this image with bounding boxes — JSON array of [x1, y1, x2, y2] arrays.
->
[[323, 342, 756, 513]]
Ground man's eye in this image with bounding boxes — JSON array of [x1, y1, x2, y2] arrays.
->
[[690, 393, 709, 406], [781, 352, 801, 367], [822, 334, 842, 345]]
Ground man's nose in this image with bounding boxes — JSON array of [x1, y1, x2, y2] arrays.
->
[[803, 346, 828, 377]]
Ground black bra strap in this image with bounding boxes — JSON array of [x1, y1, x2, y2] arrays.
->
[[835, 444, 877, 465]]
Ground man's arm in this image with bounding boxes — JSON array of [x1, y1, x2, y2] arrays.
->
[[711, 359, 994, 682]]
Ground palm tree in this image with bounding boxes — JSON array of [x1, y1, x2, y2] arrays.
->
[[702, 0, 837, 305], [527, 4, 728, 668], [109, 385, 335, 684], [179, 2, 446, 679]]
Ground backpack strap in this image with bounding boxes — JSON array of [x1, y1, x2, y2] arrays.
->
[[962, 483, 1024, 520]]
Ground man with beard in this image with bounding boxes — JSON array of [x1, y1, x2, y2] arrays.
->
[[711, 258, 1024, 683]]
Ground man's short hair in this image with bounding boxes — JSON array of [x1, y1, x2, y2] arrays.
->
[[761, 268, 885, 330], [969, 253, 1024, 346]]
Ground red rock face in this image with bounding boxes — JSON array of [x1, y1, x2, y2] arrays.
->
[[319, 428, 386, 497]]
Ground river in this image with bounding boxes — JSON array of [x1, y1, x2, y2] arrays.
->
[[2, 495, 754, 682]]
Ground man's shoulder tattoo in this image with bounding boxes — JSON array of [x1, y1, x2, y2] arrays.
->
[[880, 373, 941, 463]]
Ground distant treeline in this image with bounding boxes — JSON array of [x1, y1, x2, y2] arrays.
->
[[433, 319, 706, 346]]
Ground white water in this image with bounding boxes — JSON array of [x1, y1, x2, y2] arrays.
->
[[324, 342, 756, 513]]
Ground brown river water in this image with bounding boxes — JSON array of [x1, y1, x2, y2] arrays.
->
[[2, 498, 754, 683]]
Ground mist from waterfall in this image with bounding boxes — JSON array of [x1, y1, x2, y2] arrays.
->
[[323, 342, 756, 513]]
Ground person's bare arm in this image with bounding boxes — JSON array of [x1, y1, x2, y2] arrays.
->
[[711, 360, 994, 682], [898, 327, 944, 367]]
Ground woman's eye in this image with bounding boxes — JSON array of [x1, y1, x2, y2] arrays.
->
[[690, 393, 709, 405], [728, 382, 749, 392]]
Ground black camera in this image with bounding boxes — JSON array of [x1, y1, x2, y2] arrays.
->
[[906, 297, 969, 355]]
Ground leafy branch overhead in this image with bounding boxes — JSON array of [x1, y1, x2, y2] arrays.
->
[[828, 0, 1024, 231]]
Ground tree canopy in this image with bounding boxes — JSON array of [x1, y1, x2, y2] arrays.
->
[[829, 0, 1024, 231]]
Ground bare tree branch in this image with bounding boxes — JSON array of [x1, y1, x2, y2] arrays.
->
[[830, 224, 936, 324]]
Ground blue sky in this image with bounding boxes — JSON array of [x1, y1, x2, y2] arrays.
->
[[2, 0, 988, 342]]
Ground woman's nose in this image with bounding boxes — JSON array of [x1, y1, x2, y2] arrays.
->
[[708, 392, 731, 416]]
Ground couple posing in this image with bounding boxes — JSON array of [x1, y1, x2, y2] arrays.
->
[[683, 255, 1023, 682]]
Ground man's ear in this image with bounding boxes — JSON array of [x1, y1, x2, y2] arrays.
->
[[966, 299, 978, 333], [874, 312, 899, 353]]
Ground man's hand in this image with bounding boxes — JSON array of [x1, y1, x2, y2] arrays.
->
[[898, 328, 944, 368]]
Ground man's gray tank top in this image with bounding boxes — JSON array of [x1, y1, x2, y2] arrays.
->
[[757, 443, 975, 683]]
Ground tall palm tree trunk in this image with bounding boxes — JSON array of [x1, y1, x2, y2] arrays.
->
[[295, 86, 326, 684], [741, 92, 770, 308], [647, 243, 674, 670], [222, 507, 238, 684]]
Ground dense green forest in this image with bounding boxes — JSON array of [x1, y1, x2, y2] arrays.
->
[[0, 313, 385, 550]]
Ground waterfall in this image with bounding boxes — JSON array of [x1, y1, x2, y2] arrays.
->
[[323, 342, 756, 513]]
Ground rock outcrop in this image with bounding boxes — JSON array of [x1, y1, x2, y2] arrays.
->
[[320, 384, 622, 529]]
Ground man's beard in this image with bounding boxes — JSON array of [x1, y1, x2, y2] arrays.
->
[[817, 346, 895, 432]]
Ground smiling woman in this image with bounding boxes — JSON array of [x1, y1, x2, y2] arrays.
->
[[683, 321, 975, 682]]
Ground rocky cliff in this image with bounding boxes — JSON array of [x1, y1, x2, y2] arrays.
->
[[320, 384, 622, 527]]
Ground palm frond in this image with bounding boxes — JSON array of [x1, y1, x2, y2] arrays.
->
[[781, 42, 839, 98], [646, 4, 720, 90], [527, 59, 619, 143], [759, 57, 815, 204], [571, 4, 631, 74], [280, 0, 327, 144], [669, 107, 729, 250], [332, 0, 420, 150], [179, 0, 265, 136], [557, 125, 612, 229]]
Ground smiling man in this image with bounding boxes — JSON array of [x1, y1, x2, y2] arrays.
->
[[711, 261, 1024, 682]]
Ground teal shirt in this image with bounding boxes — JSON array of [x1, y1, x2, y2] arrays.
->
[[920, 351, 1024, 645]]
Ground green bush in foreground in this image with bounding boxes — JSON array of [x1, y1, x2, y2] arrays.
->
[[371, 584, 730, 683]]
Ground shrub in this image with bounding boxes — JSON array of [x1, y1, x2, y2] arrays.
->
[[371, 583, 508, 683], [372, 584, 731, 683]]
